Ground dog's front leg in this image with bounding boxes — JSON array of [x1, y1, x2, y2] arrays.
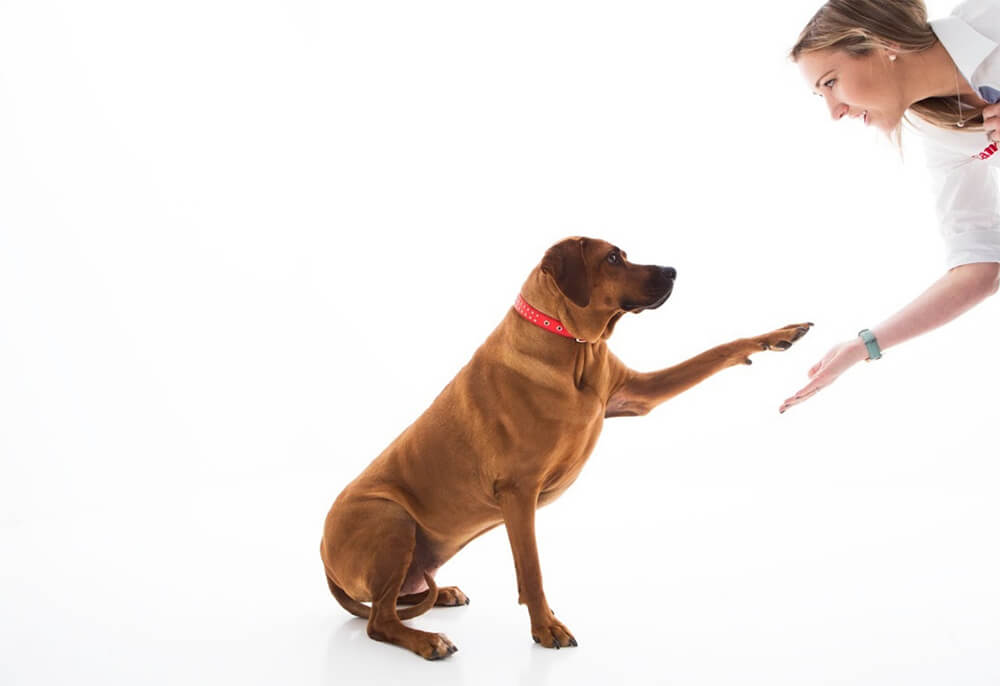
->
[[606, 323, 812, 417], [496, 484, 578, 649]]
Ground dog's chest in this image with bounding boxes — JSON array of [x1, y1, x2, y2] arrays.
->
[[537, 410, 604, 505]]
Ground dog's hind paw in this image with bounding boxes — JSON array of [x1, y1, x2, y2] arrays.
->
[[435, 586, 470, 606], [420, 632, 459, 660], [531, 613, 577, 649]]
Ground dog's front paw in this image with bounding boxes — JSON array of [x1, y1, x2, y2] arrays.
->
[[745, 322, 813, 362], [531, 613, 577, 649]]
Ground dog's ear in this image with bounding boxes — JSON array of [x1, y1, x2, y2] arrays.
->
[[541, 238, 591, 308]]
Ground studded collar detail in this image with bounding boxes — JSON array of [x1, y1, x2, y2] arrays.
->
[[513, 294, 585, 342]]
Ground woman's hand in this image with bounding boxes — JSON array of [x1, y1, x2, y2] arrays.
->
[[985, 102, 1000, 143], [779, 337, 868, 413]]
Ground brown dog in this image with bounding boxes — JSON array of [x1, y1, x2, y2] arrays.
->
[[320, 237, 810, 659]]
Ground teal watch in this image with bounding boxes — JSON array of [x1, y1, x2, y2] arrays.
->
[[858, 328, 882, 361]]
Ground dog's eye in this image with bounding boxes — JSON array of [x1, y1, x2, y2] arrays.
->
[[607, 253, 619, 264]]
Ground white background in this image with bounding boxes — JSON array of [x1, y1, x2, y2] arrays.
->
[[2, 1, 999, 684]]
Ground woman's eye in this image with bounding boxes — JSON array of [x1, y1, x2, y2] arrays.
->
[[823, 78, 836, 89]]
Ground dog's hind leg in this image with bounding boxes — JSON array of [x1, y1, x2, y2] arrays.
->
[[329, 500, 457, 659], [368, 559, 458, 656]]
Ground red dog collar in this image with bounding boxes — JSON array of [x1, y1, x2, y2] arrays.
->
[[514, 295, 584, 342]]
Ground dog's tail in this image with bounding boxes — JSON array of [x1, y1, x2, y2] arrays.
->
[[397, 573, 439, 619], [325, 573, 372, 618], [324, 571, 439, 621]]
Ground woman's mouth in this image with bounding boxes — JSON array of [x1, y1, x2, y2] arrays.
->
[[849, 110, 870, 126]]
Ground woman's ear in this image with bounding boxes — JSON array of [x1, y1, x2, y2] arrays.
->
[[882, 43, 901, 62], [541, 238, 591, 308]]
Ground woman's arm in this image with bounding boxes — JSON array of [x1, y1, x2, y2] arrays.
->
[[779, 261, 1000, 413]]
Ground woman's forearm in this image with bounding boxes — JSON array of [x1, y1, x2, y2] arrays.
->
[[869, 262, 1000, 353]]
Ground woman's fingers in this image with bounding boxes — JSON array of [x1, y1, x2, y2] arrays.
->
[[984, 103, 1000, 142], [779, 378, 824, 413], [781, 338, 866, 413]]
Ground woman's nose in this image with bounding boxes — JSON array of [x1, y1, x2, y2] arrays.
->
[[828, 101, 848, 121]]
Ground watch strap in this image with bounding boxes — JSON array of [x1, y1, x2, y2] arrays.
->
[[858, 328, 882, 361]]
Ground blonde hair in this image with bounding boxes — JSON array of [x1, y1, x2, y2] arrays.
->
[[790, 0, 984, 136]]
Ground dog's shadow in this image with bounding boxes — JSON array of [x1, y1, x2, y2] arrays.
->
[[324, 618, 472, 684], [324, 616, 560, 686]]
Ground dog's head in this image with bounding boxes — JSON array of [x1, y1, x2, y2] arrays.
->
[[525, 237, 675, 342]]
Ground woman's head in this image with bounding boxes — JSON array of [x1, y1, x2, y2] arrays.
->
[[791, 0, 982, 135], [796, 46, 906, 133]]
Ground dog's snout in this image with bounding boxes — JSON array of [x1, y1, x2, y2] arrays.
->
[[661, 266, 677, 281]]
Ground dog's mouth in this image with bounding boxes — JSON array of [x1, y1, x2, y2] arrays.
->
[[622, 281, 673, 313], [646, 285, 673, 310]]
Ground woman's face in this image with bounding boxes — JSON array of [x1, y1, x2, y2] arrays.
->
[[798, 47, 905, 133]]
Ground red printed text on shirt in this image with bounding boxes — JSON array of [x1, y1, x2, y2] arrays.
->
[[976, 142, 999, 160]]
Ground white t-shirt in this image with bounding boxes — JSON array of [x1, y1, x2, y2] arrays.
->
[[919, 0, 1000, 268]]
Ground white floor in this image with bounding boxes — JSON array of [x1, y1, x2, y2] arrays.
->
[[4, 467, 999, 686]]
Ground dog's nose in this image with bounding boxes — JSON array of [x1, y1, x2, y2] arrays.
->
[[661, 266, 676, 280]]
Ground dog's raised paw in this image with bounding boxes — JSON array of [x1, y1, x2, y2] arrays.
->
[[756, 322, 813, 352]]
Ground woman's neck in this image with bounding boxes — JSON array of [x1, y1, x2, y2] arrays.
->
[[903, 41, 987, 107]]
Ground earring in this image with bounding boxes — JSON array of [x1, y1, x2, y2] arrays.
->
[[889, 54, 897, 62]]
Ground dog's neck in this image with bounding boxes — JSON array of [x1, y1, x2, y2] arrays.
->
[[504, 275, 612, 390], [500, 306, 601, 390]]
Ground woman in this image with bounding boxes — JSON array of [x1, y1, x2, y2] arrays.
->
[[781, 0, 1000, 413]]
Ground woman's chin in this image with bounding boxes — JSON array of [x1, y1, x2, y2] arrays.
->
[[872, 111, 905, 134]]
